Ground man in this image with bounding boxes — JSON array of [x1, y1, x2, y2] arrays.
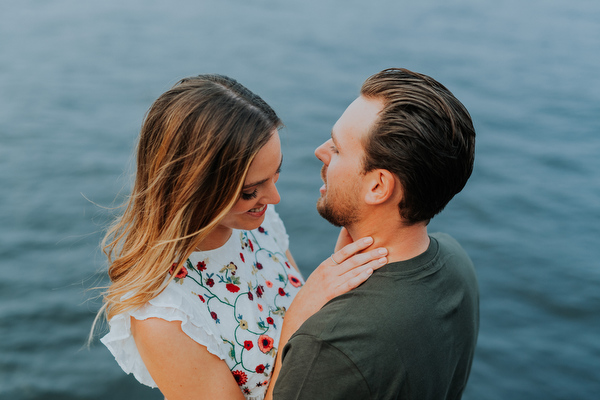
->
[[274, 68, 479, 399]]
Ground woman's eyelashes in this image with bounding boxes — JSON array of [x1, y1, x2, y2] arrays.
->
[[241, 164, 281, 201], [241, 189, 258, 200]]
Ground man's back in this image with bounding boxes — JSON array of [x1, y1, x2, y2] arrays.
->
[[274, 233, 479, 400]]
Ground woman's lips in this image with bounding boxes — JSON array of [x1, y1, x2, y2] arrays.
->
[[246, 204, 267, 217]]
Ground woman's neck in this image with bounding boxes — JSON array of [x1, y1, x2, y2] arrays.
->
[[195, 226, 233, 251]]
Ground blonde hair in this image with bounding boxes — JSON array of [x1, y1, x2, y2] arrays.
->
[[95, 75, 281, 328]]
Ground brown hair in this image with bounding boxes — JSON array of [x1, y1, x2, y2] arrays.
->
[[360, 68, 476, 224], [98, 74, 281, 323]]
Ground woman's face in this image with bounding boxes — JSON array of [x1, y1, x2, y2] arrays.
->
[[217, 130, 283, 232]]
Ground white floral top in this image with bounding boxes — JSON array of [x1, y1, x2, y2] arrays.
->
[[101, 206, 304, 400]]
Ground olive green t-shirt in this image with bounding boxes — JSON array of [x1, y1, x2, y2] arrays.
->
[[274, 233, 479, 400]]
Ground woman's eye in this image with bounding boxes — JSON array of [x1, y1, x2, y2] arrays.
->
[[241, 189, 258, 200], [330, 145, 338, 154]]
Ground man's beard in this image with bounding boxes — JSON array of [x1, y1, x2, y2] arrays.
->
[[316, 186, 360, 228]]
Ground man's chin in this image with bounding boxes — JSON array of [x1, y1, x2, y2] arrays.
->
[[316, 202, 344, 228]]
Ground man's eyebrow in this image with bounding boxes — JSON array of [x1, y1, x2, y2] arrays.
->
[[242, 155, 283, 189]]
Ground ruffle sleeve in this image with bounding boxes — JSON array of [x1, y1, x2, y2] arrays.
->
[[100, 280, 230, 388], [264, 205, 289, 252]]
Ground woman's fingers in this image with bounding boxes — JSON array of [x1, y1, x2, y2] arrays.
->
[[334, 227, 353, 253], [333, 246, 388, 273], [334, 258, 387, 295], [331, 236, 374, 264]]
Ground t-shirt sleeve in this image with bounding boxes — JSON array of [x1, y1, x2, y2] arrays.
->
[[273, 334, 371, 400], [263, 205, 289, 252]]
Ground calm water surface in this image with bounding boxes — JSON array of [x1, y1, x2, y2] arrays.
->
[[1, 1, 599, 399]]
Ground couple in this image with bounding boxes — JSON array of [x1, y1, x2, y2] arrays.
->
[[98, 68, 479, 400]]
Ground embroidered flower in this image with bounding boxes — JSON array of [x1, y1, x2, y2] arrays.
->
[[244, 340, 253, 350], [240, 252, 245, 262], [256, 285, 264, 298], [206, 278, 215, 287], [258, 335, 274, 353], [266, 317, 274, 325], [210, 311, 219, 324], [248, 239, 254, 252], [196, 260, 207, 271], [285, 262, 291, 269], [169, 263, 188, 279], [289, 275, 302, 288], [243, 388, 251, 395], [258, 226, 265, 233], [226, 283, 240, 293], [278, 288, 286, 296], [198, 295, 205, 303], [247, 291, 254, 300], [257, 303, 263, 312], [239, 320, 248, 330], [256, 262, 263, 270], [265, 280, 273, 288], [232, 370, 248, 386], [255, 364, 265, 373], [221, 262, 237, 274]]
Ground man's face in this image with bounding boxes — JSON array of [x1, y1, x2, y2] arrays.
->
[[314, 95, 383, 227]]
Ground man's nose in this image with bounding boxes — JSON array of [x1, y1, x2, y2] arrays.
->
[[314, 141, 330, 164]]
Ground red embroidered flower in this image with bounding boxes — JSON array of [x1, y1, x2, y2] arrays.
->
[[256, 262, 263, 270], [278, 288, 286, 296], [226, 283, 240, 293], [248, 239, 254, 251], [247, 291, 254, 300], [198, 295, 205, 303], [196, 261, 207, 271], [289, 275, 302, 288], [258, 226, 265, 233], [240, 252, 245, 262], [169, 263, 188, 279], [232, 370, 248, 386], [266, 317, 274, 325], [206, 278, 215, 287], [255, 364, 265, 373], [244, 340, 253, 350], [285, 262, 291, 269], [210, 311, 218, 321], [256, 285, 264, 298], [265, 280, 273, 288], [258, 335, 274, 353]]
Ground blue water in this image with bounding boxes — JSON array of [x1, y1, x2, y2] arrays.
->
[[1, 0, 599, 399]]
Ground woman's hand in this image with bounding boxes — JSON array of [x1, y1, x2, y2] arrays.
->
[[334, 227, 353, 253], [265, 237, 387, 400], [292, 236, 387, 319]]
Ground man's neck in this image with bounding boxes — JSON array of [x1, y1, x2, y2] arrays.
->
[[347, 213, 430, 264]]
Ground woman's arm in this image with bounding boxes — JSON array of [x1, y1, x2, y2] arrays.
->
[[130, 317, 245, 400], [265, 237, 388, 400]]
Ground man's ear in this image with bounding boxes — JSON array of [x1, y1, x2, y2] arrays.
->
[[364, 169, 399, 205]]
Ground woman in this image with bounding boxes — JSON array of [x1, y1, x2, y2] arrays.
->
[[96, 74, 387, 400]]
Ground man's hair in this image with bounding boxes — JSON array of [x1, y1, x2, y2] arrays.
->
[[360, 68, 475, 224]]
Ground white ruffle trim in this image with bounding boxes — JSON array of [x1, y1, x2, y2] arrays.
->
[[100, 281, 229, 388]]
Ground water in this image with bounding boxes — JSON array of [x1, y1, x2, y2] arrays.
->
[[1, 0, 599, 398]]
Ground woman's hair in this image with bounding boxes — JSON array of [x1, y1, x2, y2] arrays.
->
[[96, 74, 281, 325]]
